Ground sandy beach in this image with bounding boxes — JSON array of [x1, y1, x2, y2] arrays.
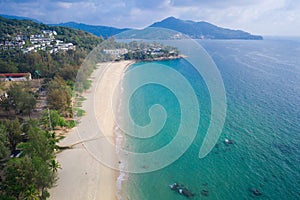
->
[[49, 60, 134, 200]]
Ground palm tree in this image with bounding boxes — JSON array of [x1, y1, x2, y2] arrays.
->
[[21, 185, 40, 200], [49, 159, 61, 172]]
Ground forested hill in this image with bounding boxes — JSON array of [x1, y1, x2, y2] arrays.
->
[[50, 22, 130, 38], [0, 14, 41, 23], [150, 17, 263, 40], [0, 16, 102, 79]]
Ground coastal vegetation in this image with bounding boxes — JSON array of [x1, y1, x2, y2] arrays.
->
[[0, 119, 58, 200], [0, 17, 102, 199], [0, 17, 103, 117], [0, 82, 36, 117], [46, 76, 72, 116]]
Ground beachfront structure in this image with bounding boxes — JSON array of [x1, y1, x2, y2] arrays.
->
[[0, 73, 32, 81], [103, 48, 128, 56]]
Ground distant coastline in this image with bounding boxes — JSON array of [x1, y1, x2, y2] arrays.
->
[[140, 54, 187, 62]]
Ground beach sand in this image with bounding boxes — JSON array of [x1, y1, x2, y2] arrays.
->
[[49, 61, 134, 200]]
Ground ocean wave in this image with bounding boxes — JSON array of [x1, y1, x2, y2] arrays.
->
[[116, 75, 128, 200]]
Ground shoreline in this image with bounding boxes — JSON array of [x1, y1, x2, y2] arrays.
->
[[115, 62, 129, 200], [123, 54, 186, 62], [49, 60, 134, 200], [93, 60, 135, 200]]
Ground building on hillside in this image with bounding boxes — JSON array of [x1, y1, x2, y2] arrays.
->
[[0, 73, 32, 81]]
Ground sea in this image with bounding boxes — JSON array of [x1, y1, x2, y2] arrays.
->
[[117, 37, 300, 200]]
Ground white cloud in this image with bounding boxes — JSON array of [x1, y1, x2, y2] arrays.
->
[[163, 0, 300, 36], [57, 2, 73, 9], [0, 0, 300, 35]]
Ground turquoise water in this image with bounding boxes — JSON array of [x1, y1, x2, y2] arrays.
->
[[121, 38, 300, 199]]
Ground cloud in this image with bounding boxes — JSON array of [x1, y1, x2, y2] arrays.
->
[[131, 0, 171, 9], [0, 0, 300, 35], [170, 0, 262, 8]]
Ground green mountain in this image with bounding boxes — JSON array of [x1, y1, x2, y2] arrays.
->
[[115, 27, 189, 40], [0, 14, 263, 40], [0, 14, 41, 23], [149, 17, 263, 40], [50, 22, 131, 38]]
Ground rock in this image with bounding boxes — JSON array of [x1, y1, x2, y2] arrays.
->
[[201, 189, 209, 196], [249, 188, 262, 196]]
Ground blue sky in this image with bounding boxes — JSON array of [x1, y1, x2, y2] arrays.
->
[[0, 0, 300, 36]]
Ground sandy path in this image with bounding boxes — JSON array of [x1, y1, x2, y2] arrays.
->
[[49, 61, 133, 200]]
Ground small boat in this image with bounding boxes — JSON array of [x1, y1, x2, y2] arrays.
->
[[179, 188, 194, 198], [169, 183, 179, 190], [169, 182, 194, 198], [224, 138, 234, 145]]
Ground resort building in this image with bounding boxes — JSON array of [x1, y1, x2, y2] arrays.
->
[[0, 73, 32, 81]]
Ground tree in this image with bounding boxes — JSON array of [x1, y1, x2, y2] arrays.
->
[[0, 119, 22, 152], [40, 109, 67, 130], [5, 83, 36, 116], [20, 91, 36, 118], [47, 76, 71, 115], [31, 156, 56, 199], [24, 124, 54, 162], [2, 156, 35, 199], [0, 60, 18, 73], [0, 124, 10, 160], [1, 120, 58, 200], [58, 64, 79, 82], [21, 185, 40, 200], [6, 83, 23, 114], [49, 159, 61, 173], [2, 156, 55, 200], [26, 124, 56, 199]]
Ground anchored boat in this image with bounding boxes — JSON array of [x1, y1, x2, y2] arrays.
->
[[169, 183, 194, 198]]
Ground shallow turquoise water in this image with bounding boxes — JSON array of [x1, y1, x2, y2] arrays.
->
[[122, 38, 300, 200]]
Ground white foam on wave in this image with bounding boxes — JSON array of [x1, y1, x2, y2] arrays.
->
[[116, 74, 128, 200]]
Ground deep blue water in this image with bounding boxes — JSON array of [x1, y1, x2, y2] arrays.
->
[[121, 38, 300, 200]]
